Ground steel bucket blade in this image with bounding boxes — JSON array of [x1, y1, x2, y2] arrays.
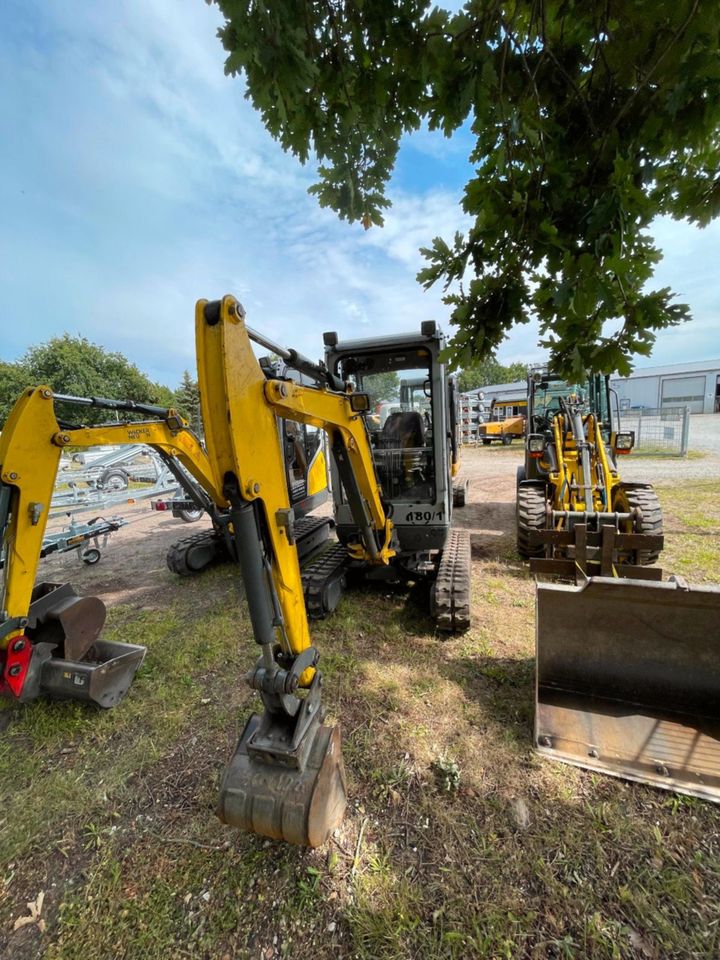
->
[[536, 576, 720, 801], [217, 714, 347, 847], [40, 640, 146, 709]]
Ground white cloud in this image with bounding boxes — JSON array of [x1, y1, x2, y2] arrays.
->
[[0, 0, 718, 391]]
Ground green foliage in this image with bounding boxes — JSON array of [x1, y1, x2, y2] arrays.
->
[[457, 357, 527, 392], [361, 370, 401, 407], [0, 360, 31, 424], [213, 0, 720, 376], [0, 335, 175, 426], [173, 369, 201, 431]]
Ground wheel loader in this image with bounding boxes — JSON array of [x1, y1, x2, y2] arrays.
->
[[517, 367, 664, 577], [517, 367, 720, 802]]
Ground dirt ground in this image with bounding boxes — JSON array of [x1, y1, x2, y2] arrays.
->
[[1, 444, 719, 960]]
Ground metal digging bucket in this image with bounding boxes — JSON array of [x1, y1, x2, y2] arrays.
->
[[536, 575, 720, 801], [217, 712, 347, 847], [20, 582, 146, 708]]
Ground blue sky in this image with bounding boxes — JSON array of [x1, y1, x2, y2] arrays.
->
[[1, 0, 718, 389]]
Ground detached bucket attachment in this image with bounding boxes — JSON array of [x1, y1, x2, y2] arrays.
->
[[12, 582, 146, 708], [536, 576, 720, 802], [217, 676, 347, 846]]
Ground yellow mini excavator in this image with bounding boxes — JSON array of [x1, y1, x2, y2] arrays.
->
[[0, 295, 471, 846]]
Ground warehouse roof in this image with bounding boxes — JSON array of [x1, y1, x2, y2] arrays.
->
[[611, 359, 720, 380]]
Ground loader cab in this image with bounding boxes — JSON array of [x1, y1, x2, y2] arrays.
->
[[525, 370, 617, 484], [324, 324, 453, 553], [528, 372, 612, 436]]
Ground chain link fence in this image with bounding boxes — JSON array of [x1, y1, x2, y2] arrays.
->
[[618, 406, 689, 457]]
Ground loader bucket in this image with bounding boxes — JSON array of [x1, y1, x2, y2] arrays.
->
[[536, 576, 720, 802], [217, 713, 347, 847]]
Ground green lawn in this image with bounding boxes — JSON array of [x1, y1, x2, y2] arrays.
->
[[1, 477, 719, 959]]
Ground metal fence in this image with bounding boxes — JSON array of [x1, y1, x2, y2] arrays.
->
[[618, 406, 689, 457]]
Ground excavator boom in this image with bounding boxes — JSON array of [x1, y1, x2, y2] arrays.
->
[[195, 295, 397, 845]]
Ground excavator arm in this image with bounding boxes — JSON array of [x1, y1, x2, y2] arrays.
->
[[195, 295, 394, 846], [0, 387, 222, 705]]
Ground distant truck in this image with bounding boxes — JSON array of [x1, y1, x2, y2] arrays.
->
[[477, 397, 527, 445]]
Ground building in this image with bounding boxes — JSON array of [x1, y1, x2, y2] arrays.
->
[[464, 360, 720, 415], [463, 379, 526, 407], [610, 359, 720, 415]]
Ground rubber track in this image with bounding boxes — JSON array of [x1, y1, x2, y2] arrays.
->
[[302, 542, 350, 619], [622, 486, 664, 565], [166, 529, 227, 576], [166, 515, 331, 578], [517, 485, 546, 559], [431, 528, 471, 633]]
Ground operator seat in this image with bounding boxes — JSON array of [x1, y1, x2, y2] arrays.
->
[[380, 411, 426, 449]]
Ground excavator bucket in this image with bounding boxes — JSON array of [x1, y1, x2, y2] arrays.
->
[[217, 713, 347, 847], [536, 576, 720, 802], [16, 582, 146, 708]]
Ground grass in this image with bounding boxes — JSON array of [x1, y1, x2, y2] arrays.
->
[[655, 479, 720, 582], [1, 475, 719, 959]]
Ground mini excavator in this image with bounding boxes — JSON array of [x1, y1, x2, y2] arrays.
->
[[0, 295, 471, 845]]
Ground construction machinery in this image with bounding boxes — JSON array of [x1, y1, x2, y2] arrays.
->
[[517, 368, 663, 577], [477, 395, 527, 446], [6, 298, 715, 837], [0, 295, 471, 847], [165, 326, 471, 627], [518, 368, 720, 802], [162, 355, 334, 576]]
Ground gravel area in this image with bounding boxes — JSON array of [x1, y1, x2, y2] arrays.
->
[[460, 417, 720, 487], [624, 413, 720, 484]]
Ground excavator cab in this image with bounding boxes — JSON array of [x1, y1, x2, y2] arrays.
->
[[325, 326, 456, 555], [317, 325, 470, 631]]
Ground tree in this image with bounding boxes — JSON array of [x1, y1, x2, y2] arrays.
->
[[363, 370, 401, 407], [0, 335, 175, 426], [213, 1, 719, 376], [457, 358, 527, 393], [174, 370, 202, 431], [0, 361, 32, 425]]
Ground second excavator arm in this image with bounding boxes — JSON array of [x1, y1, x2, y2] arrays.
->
[[0, 387, 223, 705]]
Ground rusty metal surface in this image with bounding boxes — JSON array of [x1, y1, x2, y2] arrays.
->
[[536, 576, 720, 801], [217, 714, 347, 846], [40, 639, 146, 708]]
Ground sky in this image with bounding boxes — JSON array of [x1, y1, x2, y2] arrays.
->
[[1, 0, 718, 389]]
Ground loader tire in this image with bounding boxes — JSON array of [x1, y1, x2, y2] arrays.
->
[[452, 481, 467, 508], [620, 485, 664, 565], [517, 485, 546, 560]]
